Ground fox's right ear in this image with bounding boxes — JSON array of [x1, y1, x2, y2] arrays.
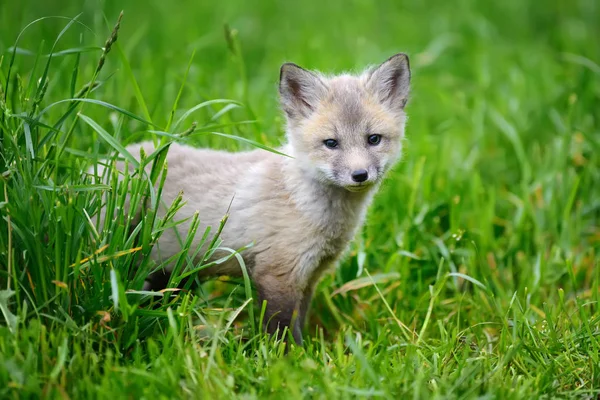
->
[[279, 63, 327, 119]]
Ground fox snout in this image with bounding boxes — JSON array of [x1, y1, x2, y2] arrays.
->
[[340, 150, 384, 189], [342, 163, 381, 192], [351, 169, 369, 183]]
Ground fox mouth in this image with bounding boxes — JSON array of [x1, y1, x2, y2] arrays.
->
[[344, 183, 374, 193]]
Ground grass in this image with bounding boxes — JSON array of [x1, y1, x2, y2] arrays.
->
[[0, 0, 599, 398]]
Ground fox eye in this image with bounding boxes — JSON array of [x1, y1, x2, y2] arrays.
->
[[367, 134, 382, 145], [323, 139, 338, 149]]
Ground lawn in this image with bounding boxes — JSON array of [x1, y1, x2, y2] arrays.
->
[[0, 0, 599, 398]]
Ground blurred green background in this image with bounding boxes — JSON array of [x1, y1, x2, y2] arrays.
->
[[3, 0, 598, 141], [2, 0, 598, 255]]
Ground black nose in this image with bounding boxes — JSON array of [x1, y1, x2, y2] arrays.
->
[[351, 169, 369, 183]]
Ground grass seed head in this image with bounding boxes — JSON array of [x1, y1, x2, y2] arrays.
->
[[95, 11, 124, 75]]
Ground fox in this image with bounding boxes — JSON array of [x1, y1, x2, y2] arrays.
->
[[99, 53, 411, 345]]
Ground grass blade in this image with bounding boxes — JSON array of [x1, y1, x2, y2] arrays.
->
[[78, 113, 139, 167]]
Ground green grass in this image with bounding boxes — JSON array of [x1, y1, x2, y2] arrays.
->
[[1, 0, 599, 398]]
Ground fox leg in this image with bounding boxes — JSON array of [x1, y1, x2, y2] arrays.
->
[[254, 272, 313, 345]]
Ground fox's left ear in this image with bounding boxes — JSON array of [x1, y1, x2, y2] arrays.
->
[[367, 53, 411, 110]]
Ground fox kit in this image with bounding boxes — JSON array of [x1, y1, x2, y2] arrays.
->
[[105, 53, 410, 344]]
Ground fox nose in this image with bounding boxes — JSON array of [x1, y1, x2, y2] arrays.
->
[[351, 169, 369, 183]]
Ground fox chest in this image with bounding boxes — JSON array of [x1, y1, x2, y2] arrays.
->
[[266, 210, 361, 268], [217, 187, 368, 279]]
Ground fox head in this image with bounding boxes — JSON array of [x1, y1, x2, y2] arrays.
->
[[279, 54, 410, 192]]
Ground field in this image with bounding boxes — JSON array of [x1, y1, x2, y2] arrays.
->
[[1, 0, 599, 398]]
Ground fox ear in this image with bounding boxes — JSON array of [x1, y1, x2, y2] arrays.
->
[[367, 53, 411, 109], [279, 63, 327, 119]]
